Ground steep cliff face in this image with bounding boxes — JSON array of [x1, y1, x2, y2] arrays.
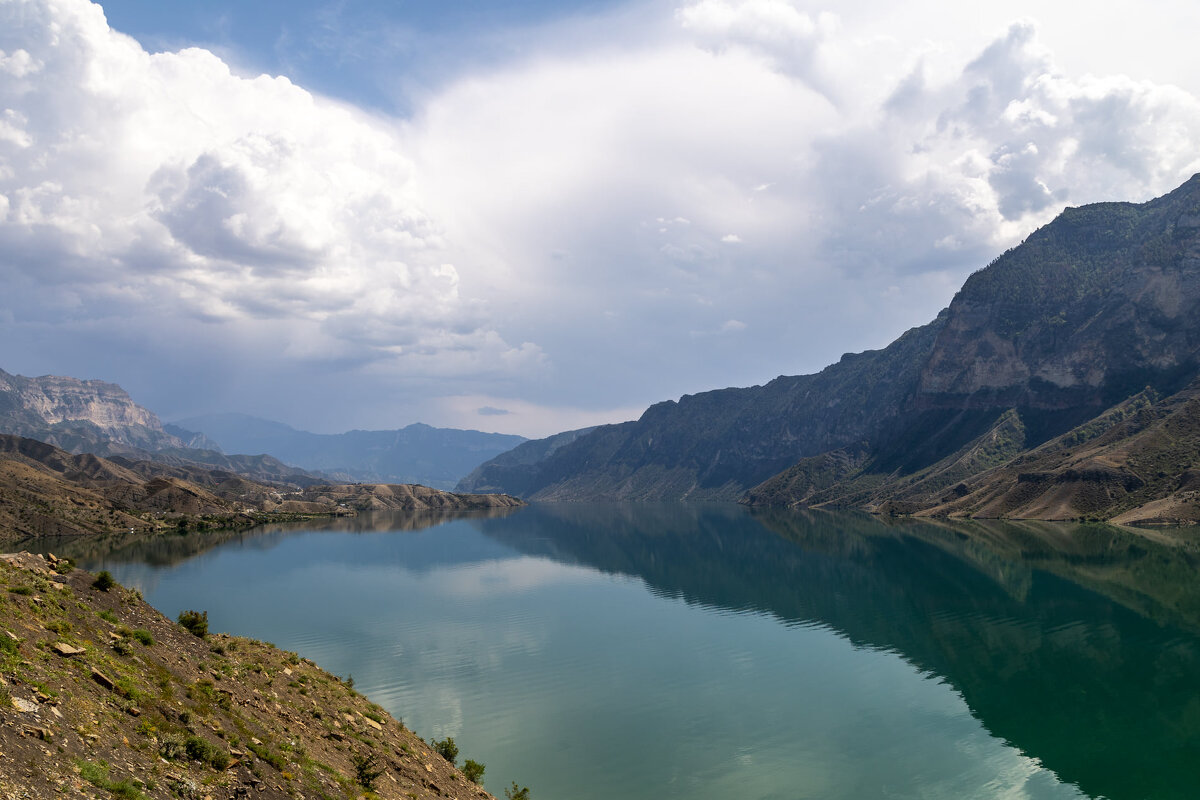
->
[[917, 176, 1200, 410], [472, 174, 1200, 507], [0, 368, 182, 454], [470, 317, 946, 501]]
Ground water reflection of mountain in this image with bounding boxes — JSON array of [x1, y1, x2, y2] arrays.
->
[[475, 504, 1200, 800], [25, 507, 521, 567]]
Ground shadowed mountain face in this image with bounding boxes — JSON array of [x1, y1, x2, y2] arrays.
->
[[460, 320, 947, 500], [471, 504, 1200, 800], [176, 412, 527, 491], [466, 175, 1200, 510]]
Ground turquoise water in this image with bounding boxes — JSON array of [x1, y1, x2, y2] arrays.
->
[[48, 505, 1200, 800]]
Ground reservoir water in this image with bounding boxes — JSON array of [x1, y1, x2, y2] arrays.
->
[[38, 504, 1200, 800]]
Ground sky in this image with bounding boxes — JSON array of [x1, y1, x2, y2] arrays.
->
[[2, 0, 1200, 438]]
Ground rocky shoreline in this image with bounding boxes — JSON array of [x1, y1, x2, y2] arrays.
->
[[0, 552, 502, 800]]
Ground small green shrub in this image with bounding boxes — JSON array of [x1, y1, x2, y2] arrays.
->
[[53, 558, 74, 575], [351, 752, 384, 790], [132, 629, 154, 646], [92, 571, 117, 592], [432, 736, 458, 765], [7, 586, 32, 596], [177, 610, 208, 637], [247, 740, 286, 771], [76, 758, 148, 800], [115, 676, 143, 701], [505, 783, 532, 800], [462, 759, 485, 784], [184, 735, 230, 770], [98, 610, 118, 624], [158, 736, 186, 761]]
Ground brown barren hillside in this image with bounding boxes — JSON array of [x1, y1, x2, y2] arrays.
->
[[0, 552, 501, 799], [0, 434, 522, 543]]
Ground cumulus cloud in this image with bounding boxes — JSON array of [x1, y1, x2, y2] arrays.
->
[[676, 0, 839, 98], [406, 5, 1200, 413], [3, 0, 1200, 434], [0, 0, 533, 383]]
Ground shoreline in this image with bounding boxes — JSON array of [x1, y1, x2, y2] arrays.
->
[[0, 551, 501, 799]]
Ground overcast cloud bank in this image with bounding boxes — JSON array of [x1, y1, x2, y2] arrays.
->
[[1, 0, 1198, 436]]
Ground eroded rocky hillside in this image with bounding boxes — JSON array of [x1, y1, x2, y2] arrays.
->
[[0, 552, 500, 799]]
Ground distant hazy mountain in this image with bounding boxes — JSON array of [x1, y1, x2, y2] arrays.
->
[[163, 423, 224, 452], [174, 413, 527, 491], [467, 174, 1200, 522]]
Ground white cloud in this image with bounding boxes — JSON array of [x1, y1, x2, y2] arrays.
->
[[3, 0, 1200, 434], [0, 0, 531, 382], [406, 7, 1200, 409], [676, 0, 840, 97]]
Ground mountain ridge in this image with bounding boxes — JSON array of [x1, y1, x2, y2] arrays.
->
[[175, 412, 527, 491], [0, 368, 183, 455], [465, 173, 1200, 519]]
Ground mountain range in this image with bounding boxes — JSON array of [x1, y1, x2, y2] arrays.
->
[[459, 174, 1200, 524], [172, 413, 526, 491], [0, 369, 526, 491]]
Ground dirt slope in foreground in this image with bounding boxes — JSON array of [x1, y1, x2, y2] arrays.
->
[[0, 552, 499, 800]]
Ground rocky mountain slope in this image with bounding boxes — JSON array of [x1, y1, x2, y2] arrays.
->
[[175, 413, 527, 491], [0, 552, 501, 799], [456, 426, 597, 494], [462, 320, 944, 501], [469, 174, 1200, 517], [0, 434, 522, 543], [0, 369, 183, 456], [747, 380, 1200, 525], [0, 369, 336, 488]]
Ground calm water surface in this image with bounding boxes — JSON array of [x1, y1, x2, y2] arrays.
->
[[39, 505, 1200, 800]]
